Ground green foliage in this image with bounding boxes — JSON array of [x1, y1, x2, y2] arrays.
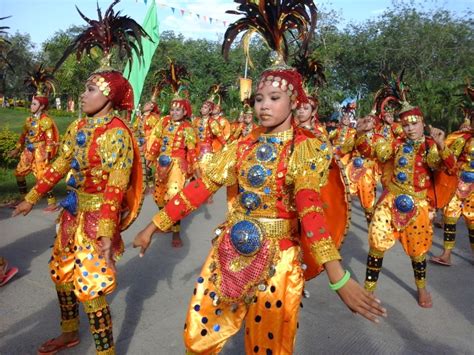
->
[[0, 127, 19, 168], [2, 1, 472, 130]]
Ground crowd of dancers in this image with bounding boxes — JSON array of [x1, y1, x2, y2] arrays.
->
[[2, 0, 472, 354]]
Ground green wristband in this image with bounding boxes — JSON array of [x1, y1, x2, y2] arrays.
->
[[329, 270, 351, 291]]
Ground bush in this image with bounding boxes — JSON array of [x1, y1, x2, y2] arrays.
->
[[0, 127, 20, 168]]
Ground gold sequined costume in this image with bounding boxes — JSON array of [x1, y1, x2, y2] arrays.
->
[[15, 112, 59, 205], [356, 120, 456, 291], [442, 130, 474, 252], [152, 126, 347, 354]]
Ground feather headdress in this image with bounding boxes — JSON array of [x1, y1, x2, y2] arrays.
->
[[54, 0, 151, 72], [222, 0, 317, 66], [208, 84, 229, 107], [294, 52, 326, 94], [150, 58, 190, 106], [24, 64, 56, 97], [371, 70, 409, 117]]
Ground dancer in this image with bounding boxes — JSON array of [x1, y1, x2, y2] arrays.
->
[[146, 93, 197, 248], [12, 1, 147, 353], [345, 114, 380, 224], [431, 83, 474, 266], [230, 102, 257, 141], [356, 101, 455, 308], [9, 65, 59, 211], [134, 1, 386, 353], [329, 111, 356, 165]]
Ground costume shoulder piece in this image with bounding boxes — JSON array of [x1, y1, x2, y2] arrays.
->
[[108, 116, 146, 231]]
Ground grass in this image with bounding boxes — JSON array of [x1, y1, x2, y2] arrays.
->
[[0, 107, 78, 134], [0, 107, 76, 203]]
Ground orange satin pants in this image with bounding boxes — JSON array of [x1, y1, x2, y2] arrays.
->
[[369, 193, 432, 257], [49, 212, 116, 303], [184, 246, 304, 354]]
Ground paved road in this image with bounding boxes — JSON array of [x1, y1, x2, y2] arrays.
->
[[0, 189, 473, 354]]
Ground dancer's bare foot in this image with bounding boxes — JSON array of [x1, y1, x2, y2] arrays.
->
[[37, 331, 79, 354], [430, 250, 452, 266], [417, 288, 433, 308], [172, 232, 183, 248]]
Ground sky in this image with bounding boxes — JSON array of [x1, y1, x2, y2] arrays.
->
[[1, 0, 472, 50]]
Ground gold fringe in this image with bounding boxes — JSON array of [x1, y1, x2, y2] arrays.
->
[[83, 296, 108, 313], [152, 209, 175, 232], [61, 318, 80, 333], [56, 282, 75, 292], [97, 346, 115, 355], [310, 237, 341, 265]]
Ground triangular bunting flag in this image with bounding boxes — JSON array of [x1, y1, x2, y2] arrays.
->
[[171, 7, 175, 13]]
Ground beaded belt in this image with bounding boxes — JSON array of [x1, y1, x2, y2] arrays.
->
[[60, 189, 104, 215], [388, 182, 426, 200], [77, 191, 104, 211], [227, 213, 298, 256]]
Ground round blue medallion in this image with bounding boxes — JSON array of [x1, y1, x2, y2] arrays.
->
[[470, 161, 474, 169], [240, 191, 261, 211], [158, 155, 172, 167], [71, 158, 80, 171], [256, 143, 276, 162], [398, 157, 408, 167], [395, 194, 415, 213], [199, 126, 204, 132], [353, 157, 364, 168], [230, 220, 262, 256], [247, 165, 267, 187], [138, 137, 145, 146], [26, 143, 35, 152], [396, 171, 407, 182], [460, 171, 474, 183], [29, 130, 35, 136], [403, 144, 413, 154], [76, 131, 87, 146]]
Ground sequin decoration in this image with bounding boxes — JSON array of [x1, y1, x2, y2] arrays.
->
[[230, 220, 262, 256], [353, 157, 364, 168], [71, 158, 80, 171], [256, 143, 276, 162], [394, 194, 415, 213], [76, 131, 87, 146], [158, 155, 172, 167], [396, 171, 407, 182], [460, 171, 474, 183], [403, 144, 413, 154], [239, 191, 261, 211], [67, 175, 77, 188], [398, 157, 408, 167], [247, 165, 267, 187]]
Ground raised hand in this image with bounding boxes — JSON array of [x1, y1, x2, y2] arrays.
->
[[428, 125, 446, 150]]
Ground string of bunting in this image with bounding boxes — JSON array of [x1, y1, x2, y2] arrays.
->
[[137, 0, 229, 27]]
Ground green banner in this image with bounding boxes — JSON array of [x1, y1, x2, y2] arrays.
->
[[123, 0, 159, 122]]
